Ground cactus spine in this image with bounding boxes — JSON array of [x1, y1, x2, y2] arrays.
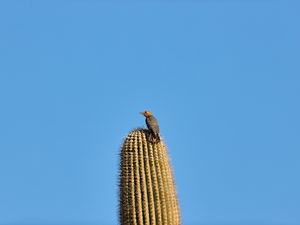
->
[[119, 129, 181, 225]]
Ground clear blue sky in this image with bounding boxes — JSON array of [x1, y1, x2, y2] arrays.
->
[[0, 1, 299, 225]]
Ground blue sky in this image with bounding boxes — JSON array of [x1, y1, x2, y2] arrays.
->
[[0, 1, 299, 225]]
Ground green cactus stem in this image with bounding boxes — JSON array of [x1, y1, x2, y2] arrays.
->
[[119, 128, 181, 225]]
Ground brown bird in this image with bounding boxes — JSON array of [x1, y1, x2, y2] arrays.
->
[[140, 110, 160, 143]]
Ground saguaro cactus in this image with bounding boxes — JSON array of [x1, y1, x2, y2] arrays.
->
[[119, 128, 181, 225]]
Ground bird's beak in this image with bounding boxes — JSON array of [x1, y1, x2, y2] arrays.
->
[[140, 112, 145, 116]]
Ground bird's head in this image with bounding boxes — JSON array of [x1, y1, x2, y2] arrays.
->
[[140, 110, 152, 118]]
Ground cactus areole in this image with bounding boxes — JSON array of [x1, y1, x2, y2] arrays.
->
[[119, 128, 181, 225]]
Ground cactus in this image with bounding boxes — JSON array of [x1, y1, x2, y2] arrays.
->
[[119, 128, 181, 225]]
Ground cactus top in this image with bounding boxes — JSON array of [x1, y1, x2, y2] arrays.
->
[[119, 129, 181, 225]]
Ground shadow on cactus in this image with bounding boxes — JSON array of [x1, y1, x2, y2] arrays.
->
[[119, 111, 181, 225]]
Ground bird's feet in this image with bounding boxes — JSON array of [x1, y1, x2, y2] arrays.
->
[[148, 133, 160, 144]]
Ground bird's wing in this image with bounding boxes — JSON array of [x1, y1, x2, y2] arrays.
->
[[147, 116, 160, 134]]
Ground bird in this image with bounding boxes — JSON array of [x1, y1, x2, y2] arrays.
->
[[140, 110, 160, 143]]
